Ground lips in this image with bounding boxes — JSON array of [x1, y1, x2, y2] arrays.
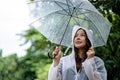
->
[[75, 41, 82, 44]]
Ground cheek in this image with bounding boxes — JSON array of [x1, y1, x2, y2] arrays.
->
[[73, 39, 76, 44], [83, 38, 87, 45], [83, 38, 86, 42]]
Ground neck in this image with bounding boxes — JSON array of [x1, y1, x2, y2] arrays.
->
[[78, 48, 85, 59]]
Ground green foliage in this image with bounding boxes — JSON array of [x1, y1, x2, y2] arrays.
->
[[89, 0, 120, 16], [18, 27, 53, 80], [0, 49, 2, 57], [0, 54, 22, 80]]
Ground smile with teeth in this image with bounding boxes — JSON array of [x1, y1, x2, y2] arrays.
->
[[75, 41, 82, 44]]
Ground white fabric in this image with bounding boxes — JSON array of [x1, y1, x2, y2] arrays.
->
[[48, 63, 58, 80], [48, 25, 107, 80]]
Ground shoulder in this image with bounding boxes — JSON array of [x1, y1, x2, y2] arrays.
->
[[94, 56, 105, 66], [94, 56, 104, 62]]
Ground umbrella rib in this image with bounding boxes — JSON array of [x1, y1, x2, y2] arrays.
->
[[66, 0, 71, 15], [67, 0, 74, 7], [73, 5, 92, 22], [73, 7, 92, 22], [74, 1, 101, 17], [59, 7, 76, 45], [74, 1, 101, 16], [29, 0, 72, 15], [77, 8, 101, 16], [55, 8, 91, 18], [56, 11, 70, 16], [76, 2, 84, 9], [30, 7, 80, 25], [29, 9, 70, 26], [54, 1, 69, 15], [59, 16, 72, 45], [73, 16, 91, 22]]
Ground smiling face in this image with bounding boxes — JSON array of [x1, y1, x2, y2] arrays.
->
[[73, 29, 87, 49]]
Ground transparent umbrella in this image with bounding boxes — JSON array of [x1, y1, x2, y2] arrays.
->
[[28, 0, 111, 57]]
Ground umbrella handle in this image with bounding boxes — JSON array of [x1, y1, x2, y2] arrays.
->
[[48, 50, 54, 59], [48, 45, 60, 59]]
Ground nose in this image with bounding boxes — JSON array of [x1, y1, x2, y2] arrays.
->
[[76, 36, 81, 40]]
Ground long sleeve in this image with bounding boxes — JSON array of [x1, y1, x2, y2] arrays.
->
[[48, 59, 63, 80], [83, 56, 107, 80], [94, 57, 107, 80], [48, 63, 58, 80]]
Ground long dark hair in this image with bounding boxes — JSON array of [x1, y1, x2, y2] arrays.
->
[[74, 29, 92, 72]]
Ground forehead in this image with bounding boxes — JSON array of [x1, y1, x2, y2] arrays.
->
[[76, 29, 85, 34]]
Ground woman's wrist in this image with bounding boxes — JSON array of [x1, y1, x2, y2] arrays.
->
[[53, 59, 60, 67]]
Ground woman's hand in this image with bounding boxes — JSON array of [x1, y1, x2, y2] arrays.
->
[[52, 46, 62, 67], [86, 47, 95, 59]]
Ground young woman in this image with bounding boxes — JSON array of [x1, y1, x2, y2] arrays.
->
[[48, 25, 107, 80]]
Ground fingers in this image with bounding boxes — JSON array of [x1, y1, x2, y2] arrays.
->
[[52, 46, 61, 67], [88, 47, 95, 52], [53, 46, 61, 59], [53, 47, 60, 54], [87, 47, 95, 59]]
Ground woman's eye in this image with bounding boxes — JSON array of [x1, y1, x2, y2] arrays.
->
[[74, 34, 78, 37], [81, 34, 85, 36]]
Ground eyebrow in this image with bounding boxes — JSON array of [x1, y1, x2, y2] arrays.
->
[[75, 32, 85, 36], [77, 31, 85, 34]]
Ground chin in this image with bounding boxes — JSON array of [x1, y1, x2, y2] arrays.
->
[[75, 45, 85, 48]]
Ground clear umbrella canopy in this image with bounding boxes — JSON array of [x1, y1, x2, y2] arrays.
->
[[28, 0, 111, 47]]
